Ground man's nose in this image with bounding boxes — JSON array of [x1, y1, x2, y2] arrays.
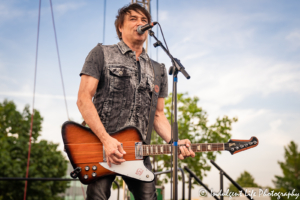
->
[[137, 18, 146, 26]]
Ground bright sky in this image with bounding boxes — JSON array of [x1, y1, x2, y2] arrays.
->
[[1, 0, 300, 199]]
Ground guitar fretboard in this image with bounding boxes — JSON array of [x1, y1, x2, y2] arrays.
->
[[141, 143, 224, 156]]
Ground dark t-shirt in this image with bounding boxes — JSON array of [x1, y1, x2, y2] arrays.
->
[[137, 61, 141, 83]]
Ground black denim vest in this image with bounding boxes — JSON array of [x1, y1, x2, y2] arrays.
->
[[93, 41, 159, 138]]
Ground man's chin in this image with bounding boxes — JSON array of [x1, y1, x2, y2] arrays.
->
[[133, 37, 146, 44]]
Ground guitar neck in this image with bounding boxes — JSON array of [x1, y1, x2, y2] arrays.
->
[[142, 143, 225, 156]]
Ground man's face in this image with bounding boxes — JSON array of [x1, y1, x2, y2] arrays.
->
[[119, 10, 148, 45]]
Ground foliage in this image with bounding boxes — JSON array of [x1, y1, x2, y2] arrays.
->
[[228, 171, 260, 193], [272, 141, 300, 200], [0, 100, 69, 200], [150, 93, 237, 185]]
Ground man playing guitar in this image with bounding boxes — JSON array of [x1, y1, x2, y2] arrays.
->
[[77, 3, 195, 199]]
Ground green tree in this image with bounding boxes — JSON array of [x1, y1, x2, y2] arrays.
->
[[272, 141, 300, 200], [228, 171, 260, 193], [0, 100, 69, 200], [151, 93, 237, 185]]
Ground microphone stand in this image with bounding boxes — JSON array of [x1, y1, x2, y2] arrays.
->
[[149, 30, 190, 200]]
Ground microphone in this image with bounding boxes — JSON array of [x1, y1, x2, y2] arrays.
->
[[137, 22, 158, 35]]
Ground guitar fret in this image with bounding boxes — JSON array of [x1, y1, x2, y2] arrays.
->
[[207, 144, 211, 151], [145, 143, 225, 156], [203, 144, 207, 151]]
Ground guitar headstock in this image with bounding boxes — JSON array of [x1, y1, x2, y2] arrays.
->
[[225, 136, 259, 155]]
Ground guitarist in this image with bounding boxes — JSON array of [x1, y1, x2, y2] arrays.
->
[[77, 3, 195, 200]]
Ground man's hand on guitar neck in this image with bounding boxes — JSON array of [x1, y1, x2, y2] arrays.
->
[[178, 139, 195, 160], [102, 135, 126, 167]]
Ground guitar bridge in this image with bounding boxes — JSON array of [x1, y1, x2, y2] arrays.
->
[[103, 143, 123, 162], [135, 142, 143, 159]]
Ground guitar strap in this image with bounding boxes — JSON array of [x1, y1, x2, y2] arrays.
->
[[144, 60, 163, 145]]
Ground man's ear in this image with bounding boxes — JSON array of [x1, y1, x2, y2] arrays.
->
[[118, 25, 123, 34]]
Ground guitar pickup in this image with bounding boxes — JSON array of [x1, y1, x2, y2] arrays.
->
[[103, 143, 123, 162], [135, 142, 143, 159]]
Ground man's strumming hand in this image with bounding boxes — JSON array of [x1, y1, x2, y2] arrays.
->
[[102, 135, 126, 167]]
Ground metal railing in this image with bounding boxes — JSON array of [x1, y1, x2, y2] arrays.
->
[[184, 166, 220, 200], [210, 160, 254, 200], [154, 167, 185, 200]]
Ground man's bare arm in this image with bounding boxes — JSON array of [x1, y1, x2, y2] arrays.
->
[[153, 98, 195, 160], [77, 75, 126, 167], [153, 98, 172, 143]]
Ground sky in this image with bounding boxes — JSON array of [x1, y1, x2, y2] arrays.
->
[[0, 0, 300, 199]]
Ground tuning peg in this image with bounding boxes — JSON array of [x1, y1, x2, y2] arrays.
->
[[240, 145, 244, 148], [253, 141, 257, 145]]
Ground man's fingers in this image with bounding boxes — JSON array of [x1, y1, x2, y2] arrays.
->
[[118, 144, 126, 154], [179, 146, 186, 157], [181, 146, 191, 157], [178, 154, 184, 160], [114, 150, 124, 159], [107, 157, 111, 168], [184, 147, 191, 157], [110, 156, 122, 165], [189, 148, 195, 157]]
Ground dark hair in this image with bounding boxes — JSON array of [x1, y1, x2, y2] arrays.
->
[[115, 3, 151, 40]]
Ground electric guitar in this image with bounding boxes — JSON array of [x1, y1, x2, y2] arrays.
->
[[61, 121, 259, 185]]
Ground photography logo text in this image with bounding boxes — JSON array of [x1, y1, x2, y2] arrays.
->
[[198, 188, 299, 199]]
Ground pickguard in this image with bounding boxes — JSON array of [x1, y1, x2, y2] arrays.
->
[[99, 160, 155, 182]]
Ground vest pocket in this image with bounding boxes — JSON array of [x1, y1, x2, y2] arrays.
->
[[105, 66, 134, 132], [109, 66, 133, 90]]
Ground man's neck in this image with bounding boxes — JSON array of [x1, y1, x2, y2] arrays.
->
[[122, 39, 144, 60]]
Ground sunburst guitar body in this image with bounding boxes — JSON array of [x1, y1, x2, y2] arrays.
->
[[61, 121, 259, 185]]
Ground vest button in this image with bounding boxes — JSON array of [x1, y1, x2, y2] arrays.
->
[[119, 71, 123, 76]]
